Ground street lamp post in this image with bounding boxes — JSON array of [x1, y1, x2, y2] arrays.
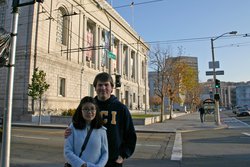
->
[[211, 31, 237, 126], [1, 1, 43, 167]]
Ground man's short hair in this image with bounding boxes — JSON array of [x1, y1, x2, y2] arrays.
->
[[93, 72, 114, 88]]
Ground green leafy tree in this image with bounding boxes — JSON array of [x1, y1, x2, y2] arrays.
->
[[28, 67, 50, 125]]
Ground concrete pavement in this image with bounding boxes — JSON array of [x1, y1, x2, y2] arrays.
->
[[12, 111, 227, 133], [135, 111, 228, 133]]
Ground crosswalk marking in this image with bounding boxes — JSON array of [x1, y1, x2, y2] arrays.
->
[[222, 118, 250, 128], [242, 132, 250, 136], [171, 132, 182, 161]]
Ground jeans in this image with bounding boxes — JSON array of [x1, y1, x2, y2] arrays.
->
[[200, 114, 204, 123]]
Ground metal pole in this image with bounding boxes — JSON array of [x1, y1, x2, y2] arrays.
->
[[1, 4, 19, 167], [211, 38, 221, 125]]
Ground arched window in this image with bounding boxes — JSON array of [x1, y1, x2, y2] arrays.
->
[[56, 7, 68, 45]]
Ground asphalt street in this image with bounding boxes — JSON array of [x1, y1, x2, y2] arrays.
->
[[2, 111, 250, 167]]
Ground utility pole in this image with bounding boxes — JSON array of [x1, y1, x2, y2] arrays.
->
[[1, 1, 44, 166], [210, 31, 237, 126], [1, 1, 19, 166], [211, 38, 221, 125]]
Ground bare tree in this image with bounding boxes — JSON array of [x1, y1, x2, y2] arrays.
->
[[150, 45, 198, 121], [149, 45, 171, 122]]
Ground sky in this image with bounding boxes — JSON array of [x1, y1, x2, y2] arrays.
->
[[107, 0, 250, 83]]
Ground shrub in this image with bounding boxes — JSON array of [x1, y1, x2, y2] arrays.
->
[[61, 108, 76, 116]]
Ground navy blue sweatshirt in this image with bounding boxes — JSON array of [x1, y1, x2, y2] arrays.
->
[[95, 95, 137, 165]]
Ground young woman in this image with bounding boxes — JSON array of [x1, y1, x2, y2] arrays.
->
[[65, 73, 137, 167], [64, 96, 108, 167]]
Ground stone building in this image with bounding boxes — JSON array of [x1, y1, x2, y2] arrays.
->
[[0, 0, 149, 120], [236, 82, 250, 108]]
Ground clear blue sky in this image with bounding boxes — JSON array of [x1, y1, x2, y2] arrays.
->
[[108, 0, 250, 83]]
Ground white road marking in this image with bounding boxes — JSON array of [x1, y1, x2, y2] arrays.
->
[[13, 135, 49, 140], [136, 144, 160, 147], [171, 132, 182, 161], [242, 132, 250, 136]]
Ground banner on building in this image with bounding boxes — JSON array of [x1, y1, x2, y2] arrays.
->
[[85, 29, 94, 61]]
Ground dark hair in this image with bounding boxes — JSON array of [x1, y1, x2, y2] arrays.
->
[[93, 72, 114, 88], [72, 96, 103, 129]]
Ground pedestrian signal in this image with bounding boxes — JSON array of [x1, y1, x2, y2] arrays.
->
[[214, 94, 220, 100], [115, 75, 121, 88]]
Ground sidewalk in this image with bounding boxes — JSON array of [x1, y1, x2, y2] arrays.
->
[[135, 111, 228, 133], [12, 111, 228, 133]]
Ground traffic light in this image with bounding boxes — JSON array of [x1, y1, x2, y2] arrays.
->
[[115, 75, 121, 88], [214, 94, 220, 100], [215, 79, 220, 88]]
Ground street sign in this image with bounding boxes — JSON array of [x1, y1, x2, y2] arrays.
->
[[108, 51, 116, 60], [206, 70, 224, 76], [209, 61, 220, 69], [216, 70, 224, 75]]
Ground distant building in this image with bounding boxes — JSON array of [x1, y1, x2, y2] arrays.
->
[[236, 83, 250, 108], [200, 80, 250, 109], [169, 56, 199, 82], [148, 56, 198, 112]]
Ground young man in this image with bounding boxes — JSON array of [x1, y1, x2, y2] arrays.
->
[[65, 72, 137, 167]]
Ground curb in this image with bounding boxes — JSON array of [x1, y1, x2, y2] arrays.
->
[[177, 124, 228, 133]]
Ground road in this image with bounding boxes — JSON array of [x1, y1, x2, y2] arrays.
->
[[181, 128, 250, 167], [1, 127, 176, 167], [9, 127, 64, 167], [1, 110, 250, 167]]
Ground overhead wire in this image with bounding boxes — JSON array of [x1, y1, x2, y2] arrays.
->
[[3, 1, 250, 54]]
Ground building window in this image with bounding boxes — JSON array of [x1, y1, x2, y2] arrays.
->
[[86, 23, 94, 62], [59, 77, 66, 97], [113, 38, 119, 73], [142, 61, 145, 79], [131, 51, 135, 79], [123, 45, 128, 77], [133, 93, 136, 103], [56, 7, 68, 45], [101, 29, 109, 67]]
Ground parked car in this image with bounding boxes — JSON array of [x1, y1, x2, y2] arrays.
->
[[243, 105, 249, 111], [232, 106, 243, 114], [236, 108, 250, 117], [219, 107, 226, 111]]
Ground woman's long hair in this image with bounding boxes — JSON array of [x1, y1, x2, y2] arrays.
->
[[72, 96, 103, 129]]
